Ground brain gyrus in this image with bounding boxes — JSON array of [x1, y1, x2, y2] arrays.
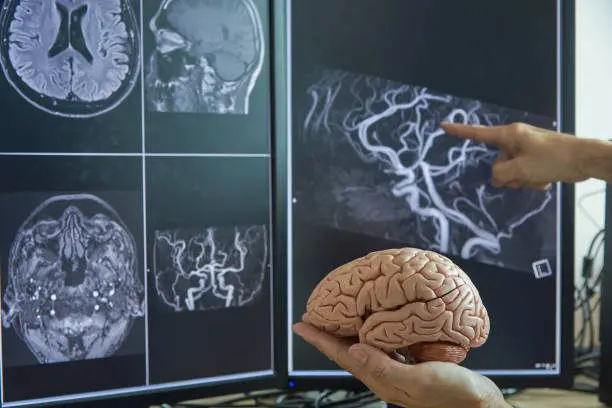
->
[[153, 225, 268, 312], [0, 0, 140, 118], [1, 194, 144, 364], [304, 248, 489, 363], [144, 0, 265, 114]]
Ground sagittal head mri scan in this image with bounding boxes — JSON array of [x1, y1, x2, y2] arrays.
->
[[153, 224, 268, 312], [295, 69, 557, 276], [1, 194, 144, 364], [0, 0, 141, 118], [144, 0, 265, 114]]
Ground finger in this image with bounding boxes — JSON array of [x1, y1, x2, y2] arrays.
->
[[523, 182, 552, 191], [292, 323, 357, 371], [347, 344, 413, 384], [491, 159, 522, 188], [440, 122, 509, 148]]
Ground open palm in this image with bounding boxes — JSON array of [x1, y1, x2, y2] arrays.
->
[[293, 322, 508, 408]]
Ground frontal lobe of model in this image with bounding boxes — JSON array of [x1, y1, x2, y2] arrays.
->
[[303, 248, 490, 364], [1, 194, 144, 364], [153, 225, 268, 312], [145, 0, 265, 114], [295, 69, 557, 274], [0, 0, 140, 118]]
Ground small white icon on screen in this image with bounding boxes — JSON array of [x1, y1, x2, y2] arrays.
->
[[532, 259, 552, 279]]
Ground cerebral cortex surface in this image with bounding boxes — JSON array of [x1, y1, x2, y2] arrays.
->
[[144, 0, 265, 114], [153, 225, 268, 312], [294, 68, 558, 274], [0, 0, 141, 117], [304, 248, 490, 363], [1, 194, 144, 364]]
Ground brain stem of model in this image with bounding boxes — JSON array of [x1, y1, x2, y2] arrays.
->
[[1, 194, 144, 364], [304, 248, 490, 364]]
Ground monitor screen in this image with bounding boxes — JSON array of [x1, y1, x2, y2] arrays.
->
[[286, 0, 571, 383], [0, 0, 276, 406]]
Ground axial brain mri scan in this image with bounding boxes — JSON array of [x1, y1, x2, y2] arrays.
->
[[0, 0, 141, 118], [1, 194, 144, 364], [304, 247, 490, 364], [153, 225, 268, 312], [144, 0, 265, 114]]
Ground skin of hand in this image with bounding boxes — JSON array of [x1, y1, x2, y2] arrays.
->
[[440, 121, 588, 190], [293, 322, 511, 408]]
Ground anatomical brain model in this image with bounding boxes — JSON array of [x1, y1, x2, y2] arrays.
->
[[304, 248, 490, 364]]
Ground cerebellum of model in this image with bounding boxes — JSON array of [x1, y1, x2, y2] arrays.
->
[[303, 247, 490, 364]]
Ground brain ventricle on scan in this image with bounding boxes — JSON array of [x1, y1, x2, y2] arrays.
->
[[304, 248, 490, 364]]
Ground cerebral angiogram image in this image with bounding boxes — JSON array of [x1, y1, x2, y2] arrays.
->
[[144, 0, 265, 115], [0, 193, 145, 365], [153, 225, 268, 312], [292, 68, 558, 275], [0, 0, 141, 118]]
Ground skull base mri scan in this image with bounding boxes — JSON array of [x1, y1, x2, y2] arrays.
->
[[153, 225, 268, 312], [304, 247, 490, 364], [144, 0, 265, 114], [294, 68, 557, 277], [1, 194, 144, 364], [0, 0, 141, 118]]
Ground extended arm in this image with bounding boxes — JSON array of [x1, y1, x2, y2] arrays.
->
[[441, 122, 612, 189]]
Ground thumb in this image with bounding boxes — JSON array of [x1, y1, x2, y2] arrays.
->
[[348, 344, 410, 383], [491, 158, 523, 187]]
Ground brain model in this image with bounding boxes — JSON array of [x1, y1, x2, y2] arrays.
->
[[303, 248, 490, 363]]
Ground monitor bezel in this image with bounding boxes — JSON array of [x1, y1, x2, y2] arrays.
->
[[278, 0, 575, 391], [0, 0, 285, 406]]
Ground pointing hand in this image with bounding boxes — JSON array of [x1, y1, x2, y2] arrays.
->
[[441, 122, 586, 190]]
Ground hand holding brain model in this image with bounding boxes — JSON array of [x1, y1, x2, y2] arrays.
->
[[303, 247, 490, 364]]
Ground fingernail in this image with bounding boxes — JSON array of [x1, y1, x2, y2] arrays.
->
[[348, 345, 368, 365]]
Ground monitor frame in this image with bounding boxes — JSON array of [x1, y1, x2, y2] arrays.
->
[[275, 0, 576, 391], [0, 1, 285, 407]]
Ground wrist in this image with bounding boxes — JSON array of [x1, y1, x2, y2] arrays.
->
[[574, 137, 612, 182]]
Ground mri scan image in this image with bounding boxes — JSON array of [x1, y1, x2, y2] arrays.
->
[[1, 194, 144, 364], [153, 225, 268, 312], [293, 69, 557, 275], [0, 0, 141, 118], [144, 0, 265, 114]]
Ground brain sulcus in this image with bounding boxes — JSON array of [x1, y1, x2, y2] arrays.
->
[[303, 247, 490, 363]]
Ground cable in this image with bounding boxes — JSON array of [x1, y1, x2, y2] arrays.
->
[[577, 188, 606, 229], [575, 227, 605, 356]]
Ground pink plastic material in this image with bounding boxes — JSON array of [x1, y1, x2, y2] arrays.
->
[[303, 248, 490, 363]]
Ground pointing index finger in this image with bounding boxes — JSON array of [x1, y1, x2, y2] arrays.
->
[[441, 121, 508, 148]]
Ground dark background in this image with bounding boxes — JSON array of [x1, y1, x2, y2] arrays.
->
[[143, 0, 272, 155], [289, 0, 560, 372], [0, 156, 146, 402], [0, 1, 143, 154], [145, 156, 274, 384]]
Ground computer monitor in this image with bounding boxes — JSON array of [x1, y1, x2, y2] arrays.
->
[[0, 0, 280, 406], [281, 0, 575, 390]]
